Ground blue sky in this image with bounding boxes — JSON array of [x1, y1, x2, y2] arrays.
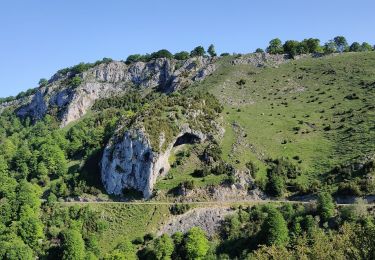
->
[[0, 0, 374, 98]]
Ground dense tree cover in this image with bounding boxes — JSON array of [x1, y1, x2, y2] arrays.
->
[[62, 228, 86, 260], [150, 234, 174, 260], [104, 239, 137, 259], [214, 200, 375, 259], [140, 227, 209, 260], [350, 41, 374, 52], [265, 36, 373, 57], [0, 39, 374, 258], [260, 207, 289, 246], [0, 87, 225, 258], [128, 200, 375, 259], [185, 227, 209, 259], [0, 98, 128, 257]]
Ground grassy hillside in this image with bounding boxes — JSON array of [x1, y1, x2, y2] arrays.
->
[[190, 52, 374, 192]]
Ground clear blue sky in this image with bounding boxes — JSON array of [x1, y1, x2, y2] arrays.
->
[[0, 0, 374, 98]]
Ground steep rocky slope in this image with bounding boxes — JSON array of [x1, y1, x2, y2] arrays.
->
[[101, 126, 207, 198], [100, 90, 223, 198], [13, 56, 217, 126]]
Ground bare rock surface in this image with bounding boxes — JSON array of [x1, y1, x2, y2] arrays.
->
[[232, 53, 291, 67], [101, 126, 206, 198], [158, 207, 234, 237], [13, 57, 217, 126]]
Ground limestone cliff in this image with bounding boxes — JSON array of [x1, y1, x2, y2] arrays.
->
[[13, 57, 217, 126], [101, 126, 206, 198]]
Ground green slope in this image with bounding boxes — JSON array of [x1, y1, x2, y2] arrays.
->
[[191, 52, 375, 190]]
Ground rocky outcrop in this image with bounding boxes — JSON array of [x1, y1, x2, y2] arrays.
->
[[232, 53, 291, 67], [16, 90, 47, 122], [158, 207, 234, 237], [101, 126, 206, 198], [14, 57, 217, 126]]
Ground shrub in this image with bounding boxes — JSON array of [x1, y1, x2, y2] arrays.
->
[[169, 203, 191, 215], [62, 228, 86, 260], [152, 234, 174, 260], [317, 192, 335, 222], [192, 168, 210, 177], [39, 78, 48, 87], [71, 76, 82, 87], [207, 44, 217, 57], [212, 162, 233, 176], [266, 38, 283, 54], [185, 227, 209, 260], [125, 54, 152, 64], [337, 182, 362, 196], [190, 46, 206, 57], [174, 51, 190, 60], [323, 40, 337, 54], [180, 180, 195, 190], [150, 49, 173, 59], [266, 174, 285, 197], [260, 207, 289, 246], [246, 161, 259, 177], [236, 79, 246, 86]]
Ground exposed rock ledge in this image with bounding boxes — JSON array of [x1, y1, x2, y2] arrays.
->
[[101, 125, 206, 198], [13, 57, 217, 126]]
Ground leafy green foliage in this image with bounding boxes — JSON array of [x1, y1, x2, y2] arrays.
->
[[324, 40, 337, 54], [92, 91, 143, 111], [150, 49, 173, 59], [57, 58, 113, 76], [350, 42, 361, 52], [185, 227, 209, 260], [39, 78, 48, 87], [62, 228, 86, 260], [152, 234, 174, 260], [333, 36, 348, 53], [266, 38, 283, 54], [260, 207, 289, 246], [70, 76, 82, 87], [265, 158, 300, 197], [190, 46, 206, 57], [207, 44, 217, 57], [317, 191, 335, 222], [174, 51, 190, 60]]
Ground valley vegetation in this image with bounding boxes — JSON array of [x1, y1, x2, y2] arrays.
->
[[0, 36, 374, 259]]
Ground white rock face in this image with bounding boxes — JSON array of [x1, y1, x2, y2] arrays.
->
[[101, 126, 206, 198], [158, 207, 234, 237], [16, 90, 47, 121], [14, 57, 217, 126]]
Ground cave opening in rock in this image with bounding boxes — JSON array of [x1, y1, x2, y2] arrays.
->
[[173, 133, 201, 147]]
